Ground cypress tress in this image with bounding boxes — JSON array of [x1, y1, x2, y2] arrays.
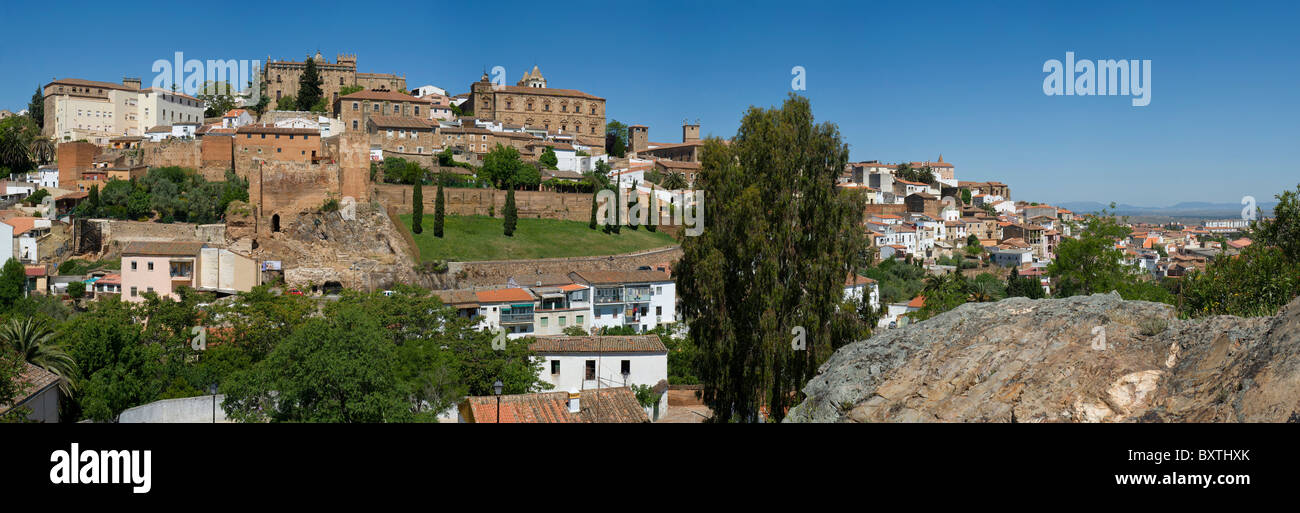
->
[[503, 184, 517, 236], [434, 175, 445, 238], [588, 190, 599, 230], [412, 176, 424, 234]]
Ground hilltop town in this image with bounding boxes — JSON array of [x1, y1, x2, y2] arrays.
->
[[0, 51, 1281, 424]]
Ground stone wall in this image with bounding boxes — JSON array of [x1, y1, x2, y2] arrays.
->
[[445, 246, 682, 288], [375, 184, 594, 221], [139, 137, 233, 180], [75, 219, 227, 255]]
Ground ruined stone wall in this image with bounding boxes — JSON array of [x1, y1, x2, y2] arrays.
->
[[445, 246, 682, 288], [141, 138, 201, 169], [374, 184, 594, 221], [76, 219, 227, 255], [199, 136, 235, 180]]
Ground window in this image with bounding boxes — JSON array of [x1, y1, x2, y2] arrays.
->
[[130, 286, 138, 297], [620, 360, 630, 375], [656, 306, 663, 315], [130, 261, 137, 271], [147, 287, 154, 294], [576, 315, 583, 325], [559, 316, 566, 327], [551, 361, 560, 374], [147, 262, 154, 271], [585, 360, 596, 380], [352, 120, 358, 129]]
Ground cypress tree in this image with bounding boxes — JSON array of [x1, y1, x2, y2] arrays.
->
[[503, 184, 517, 237], [412, 177, 423, 234], [588, 190, 599, 230], [434, 173, 445, 238]]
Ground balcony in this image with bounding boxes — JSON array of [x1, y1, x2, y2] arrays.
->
[[500, 312, 534, 324]]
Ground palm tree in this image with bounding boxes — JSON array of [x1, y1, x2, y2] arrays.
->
[[28, 136, 55, 165], [662, 171, 688, 190], [0, 317, 76, 395]]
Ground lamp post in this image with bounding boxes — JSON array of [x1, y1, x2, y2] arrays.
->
[[493, 379, 503, 424], [208, 383, 218, 423]]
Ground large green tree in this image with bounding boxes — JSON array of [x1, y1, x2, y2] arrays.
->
[[221, 309, 411, 423], [297, 58, 324, 112], [674, 94, 867, 422], [605, 120, 628, 158]]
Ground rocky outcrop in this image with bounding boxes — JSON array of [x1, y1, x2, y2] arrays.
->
[[785, 293, 1300, 423], [248, 203, 431, 291]]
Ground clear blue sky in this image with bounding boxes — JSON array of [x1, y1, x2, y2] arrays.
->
[[2, 0, 1296, 205]]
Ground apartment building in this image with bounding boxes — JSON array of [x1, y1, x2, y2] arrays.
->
[[570, 270, 675, 333]]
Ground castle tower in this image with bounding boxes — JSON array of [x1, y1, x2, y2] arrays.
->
[[682, 120, 700, 143], [628, 125, 649, 154]]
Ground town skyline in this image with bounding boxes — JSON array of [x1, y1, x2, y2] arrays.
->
[[2, 1, 1297, 206]]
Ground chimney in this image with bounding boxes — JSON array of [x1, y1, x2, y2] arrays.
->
[[567, 389, 581, 413]]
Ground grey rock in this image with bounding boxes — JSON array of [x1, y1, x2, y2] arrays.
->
[[786, 292, 1300, 423]]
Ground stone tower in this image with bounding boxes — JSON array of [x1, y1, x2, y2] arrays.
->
[[628, 125, 649, 154], [682, 120, 700, 143]]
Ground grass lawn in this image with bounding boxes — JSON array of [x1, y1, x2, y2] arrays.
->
[[400, 214, 678, 262]]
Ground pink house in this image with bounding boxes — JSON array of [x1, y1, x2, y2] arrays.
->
[[121, 241, 206, 302]]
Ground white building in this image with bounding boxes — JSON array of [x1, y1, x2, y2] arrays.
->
[[571, 270, 676, 333], [137, 88, 205, 131], [221, 109, 255, 128], [989, 246, 1034, 267], [530, 335, 668, 393], [844, 275, 881, 311], [473, 288, 537, 339]]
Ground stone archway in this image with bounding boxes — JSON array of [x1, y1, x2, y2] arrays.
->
[[271, 213, 281, 233]]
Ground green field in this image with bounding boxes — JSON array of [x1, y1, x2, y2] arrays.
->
[[400, 214, 678, 262]]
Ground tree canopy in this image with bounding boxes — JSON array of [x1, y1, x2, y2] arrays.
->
[[675, 94, 869, 422]]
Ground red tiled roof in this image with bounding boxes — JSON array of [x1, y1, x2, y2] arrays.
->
[[845, 274, 876, 286], [475, 288, 534, 303], [571, 270, 671, 285], [907, 295, 926, 308], [529, 335, 667, 353], [462, 387, 648, 423]]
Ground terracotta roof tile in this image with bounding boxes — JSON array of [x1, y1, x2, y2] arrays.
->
[[529, 335, 667, 353]]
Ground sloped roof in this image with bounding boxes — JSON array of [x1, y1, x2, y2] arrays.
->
[[121, 241, 206, 256], [461, 387, 648, 423], [571, 270, 671, 285], [529, 335, 667, 354]]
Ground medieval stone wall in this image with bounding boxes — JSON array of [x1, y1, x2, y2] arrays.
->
[[444, 246, 682, 288], [374, 184, 594, 221]]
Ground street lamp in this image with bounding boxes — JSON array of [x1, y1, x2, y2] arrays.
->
[[493, 379, 503, 423], [208, 383, 218, 423]]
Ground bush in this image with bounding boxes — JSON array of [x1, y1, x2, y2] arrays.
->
[[1139, 316, 1168, 336], [321, 198, 339, 212], [67, 281, 86, 299]]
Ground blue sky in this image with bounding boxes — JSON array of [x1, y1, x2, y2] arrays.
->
[[2, 0, 1296, 205]]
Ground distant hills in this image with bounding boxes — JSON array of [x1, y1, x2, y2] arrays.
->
[[1056, 201, 1277, 219]]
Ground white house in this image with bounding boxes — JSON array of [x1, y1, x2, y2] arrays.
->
[[989, 246, 1034, 267], [221, 108, 255, 128], [473, 288, 537, 339], [571, 270, 676, 333], [529, 335, 669, 419], [844, 275, 881, 311]]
